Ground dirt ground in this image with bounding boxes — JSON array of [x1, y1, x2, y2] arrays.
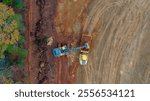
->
[[25, 0, 150, 84], [77, 0, 150, 84]]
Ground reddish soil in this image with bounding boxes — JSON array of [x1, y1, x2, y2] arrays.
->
[[25, 0, 83, 84], [24, 0, 150, 84]]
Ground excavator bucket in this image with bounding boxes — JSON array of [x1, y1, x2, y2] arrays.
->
[[80, 34, 92, 46], [85, 43, 90, 49]]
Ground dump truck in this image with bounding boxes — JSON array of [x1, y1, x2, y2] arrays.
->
[[79, 47, 89, 65]]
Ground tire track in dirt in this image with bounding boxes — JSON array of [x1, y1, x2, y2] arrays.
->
[[77, 0, 150, 83]]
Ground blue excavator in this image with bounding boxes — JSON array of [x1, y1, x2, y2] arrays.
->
[[52, 43, 89, 65], [52, 43, 89, 57]]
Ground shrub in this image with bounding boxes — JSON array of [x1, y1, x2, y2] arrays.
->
[[2, 0, 13, 5], [13, 14, 25, 33], [5, 44, 27, 67], [0, 58, 9, 70], [14, 0, 24, 9], [2, 0, 24, 9]]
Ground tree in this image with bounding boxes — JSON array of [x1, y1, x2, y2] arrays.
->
[[14, 0, 24, 9], [2, 0, 13, 5], [2, 0, 24, 9], [0, 3, 19, 59]]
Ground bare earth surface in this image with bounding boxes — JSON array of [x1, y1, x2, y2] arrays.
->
[[77, 0, 150, 84], [25, 0, 150, 84]]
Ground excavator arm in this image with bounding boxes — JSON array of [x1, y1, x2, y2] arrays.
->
[[69, 43, 89, 52]]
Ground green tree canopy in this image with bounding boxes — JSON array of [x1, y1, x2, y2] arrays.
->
[[0, 3, 19, 58]]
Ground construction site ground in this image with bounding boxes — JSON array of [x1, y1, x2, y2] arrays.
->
[[24, 0, 150, 84]]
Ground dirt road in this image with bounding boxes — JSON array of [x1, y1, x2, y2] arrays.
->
[[25, 0, 150, 84]]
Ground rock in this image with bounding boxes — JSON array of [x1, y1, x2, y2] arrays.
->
[[47, 37, 53, 46]]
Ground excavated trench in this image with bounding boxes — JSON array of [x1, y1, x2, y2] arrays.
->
[[26, 0, 58, 83], [34, 0, 48, 84]]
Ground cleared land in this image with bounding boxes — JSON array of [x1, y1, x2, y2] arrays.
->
[[77, 0, 150, 83], [25, 0, 150, 84]]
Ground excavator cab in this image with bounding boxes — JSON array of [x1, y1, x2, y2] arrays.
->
[[52, 45, 68, 57]]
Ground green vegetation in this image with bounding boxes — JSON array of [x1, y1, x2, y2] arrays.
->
[[14, 0, 24, 9], [5, 44, 27, 67], [2, 0, 13, 5], [2, 0, 24, 9], [0, 2, 26, 83], [13, 14, 25, 32], [0, 3, 19, 59]]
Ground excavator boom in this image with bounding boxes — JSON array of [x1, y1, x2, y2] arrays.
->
[[52, 43, 89, 57]]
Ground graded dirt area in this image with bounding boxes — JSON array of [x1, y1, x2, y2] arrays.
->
[[25, 0, 150, 84], [77, 0, 150, 84]]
